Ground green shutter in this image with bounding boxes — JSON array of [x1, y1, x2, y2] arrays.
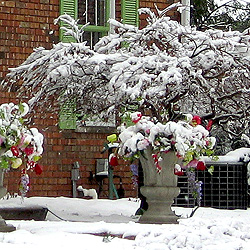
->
[[59, 0, 78, 42], [122, 0, 139, 26], [59, 100, 77, 129]]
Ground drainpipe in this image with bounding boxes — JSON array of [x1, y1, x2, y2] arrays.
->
[[181, 0, 190, 27], [109, 0, 116, 34], [71, 162, 80, 198], [0, 169, 16, 232]]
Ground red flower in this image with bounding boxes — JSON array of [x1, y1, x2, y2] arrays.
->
[[24, 147, 34, 156], [109, 154, 118, 167], [34, 164, 43, 175], [156, 163, 162, 173], [206, 120, 213, 131], [11, 146, 19, 157], [174, 169, 184, 176], [197, 161, 206, 171], [132, 112, 142, 124], [192, 116, 202, 126], [27, 160, 36, 168], [152, 154, 158, 161], [176, 153, 182, 159]]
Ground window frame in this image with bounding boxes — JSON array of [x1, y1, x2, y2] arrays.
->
[[59, 0, 111, 43], [58, 0, 139, 130]]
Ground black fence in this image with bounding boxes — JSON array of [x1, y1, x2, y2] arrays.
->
[[174, 161, 248, 210]]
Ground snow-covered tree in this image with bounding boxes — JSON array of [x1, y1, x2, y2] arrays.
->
[[192, 0, 250, 31], [2, 4, 250, 153]]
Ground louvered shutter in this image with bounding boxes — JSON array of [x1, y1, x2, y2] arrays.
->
[[122, 0, 139, 26], [59, 0, 78, 42], [59, 100, 77, 129]]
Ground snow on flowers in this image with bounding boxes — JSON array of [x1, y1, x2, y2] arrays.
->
[[0, 102, 44, 196], [118, 112, 216, 172], [117, 112, 216, 203]]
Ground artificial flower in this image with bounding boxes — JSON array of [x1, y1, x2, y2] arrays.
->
[[191, 115, 202, 126], [109, 153, 119, 167], [34, 164, 43, 175], [197, 161, 206, 171], [206, 120, 213, 131], [11, 146, 19, 157], [24, 147, 34, 156], [131, 112, 142, 123], [11, 158, 22, 169]]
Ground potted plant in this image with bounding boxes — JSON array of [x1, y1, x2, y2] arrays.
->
[[116, 112, 216, 223], [0, 102, 44, 232]]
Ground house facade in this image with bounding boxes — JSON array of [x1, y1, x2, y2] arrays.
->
[[0, 0, 181, 198]]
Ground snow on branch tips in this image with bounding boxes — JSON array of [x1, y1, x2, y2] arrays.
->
[[2, 7, 250, 152], [54, 14, 89, 43]]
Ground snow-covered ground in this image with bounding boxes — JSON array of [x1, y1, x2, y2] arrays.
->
[[1, 196, 250, 249]]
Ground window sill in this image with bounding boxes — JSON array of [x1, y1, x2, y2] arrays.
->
[[75, 126, 116, 134]]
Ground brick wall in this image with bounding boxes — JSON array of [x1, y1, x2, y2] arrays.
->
[[115, 0, 180, 28], [139, 0, 180, 27], [1, 0, 179, 199], [0, 0, 59, 81]]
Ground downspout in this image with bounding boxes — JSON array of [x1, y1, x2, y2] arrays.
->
[[109, 0, 116, 34], [181, 0, 191, 27]]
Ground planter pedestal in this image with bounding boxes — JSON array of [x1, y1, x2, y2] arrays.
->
[[0, 216, 16, 232], [139, 186, 180, 224], [139, 149, 181, 224], [0, 169, 16, 232]]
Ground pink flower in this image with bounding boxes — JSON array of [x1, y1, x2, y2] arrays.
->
[[0, 136, 4, 146], [24, 147, 34, 156], [187, 159, 199, 168]]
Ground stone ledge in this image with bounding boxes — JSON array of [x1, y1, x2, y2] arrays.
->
[[75, 126, 116, 134], [0, 206, 48, 221]]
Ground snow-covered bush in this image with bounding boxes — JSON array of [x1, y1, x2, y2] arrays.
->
[[2, 5, 250, 152], [0, 103, 44, 196]]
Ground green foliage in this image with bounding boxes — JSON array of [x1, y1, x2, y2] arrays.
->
[[208, 165, 214, 175], [121, 112, 135, 128], [0, 157, 9, 169]]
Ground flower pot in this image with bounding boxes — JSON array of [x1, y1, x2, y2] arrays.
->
[[139, 148, 181, 224], [0, 168, 16, 232]]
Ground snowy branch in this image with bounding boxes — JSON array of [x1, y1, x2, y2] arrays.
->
[[2, 7, 250, 152]]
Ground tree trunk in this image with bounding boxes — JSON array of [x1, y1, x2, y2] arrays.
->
[[139, 148, 180, 224]]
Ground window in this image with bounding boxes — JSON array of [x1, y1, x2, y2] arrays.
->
[[59, 0, 139, 45], [78, 0, 106, 26], [59, 0, 139, 129], [59, 0, 110, 46], [78, 0, 110, 48]]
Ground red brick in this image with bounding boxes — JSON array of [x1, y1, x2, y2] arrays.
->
[[5, 1, 15, 7]]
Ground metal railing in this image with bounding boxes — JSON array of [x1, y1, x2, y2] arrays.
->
[[174, 161, 248, 210]]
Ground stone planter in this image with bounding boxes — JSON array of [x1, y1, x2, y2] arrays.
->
[[0, 168, 16, 232], [139, 148, 181, 224]]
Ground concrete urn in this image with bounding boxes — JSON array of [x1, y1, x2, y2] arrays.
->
[[0, 166, 16, 232], [139, 148, 181, 224]]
